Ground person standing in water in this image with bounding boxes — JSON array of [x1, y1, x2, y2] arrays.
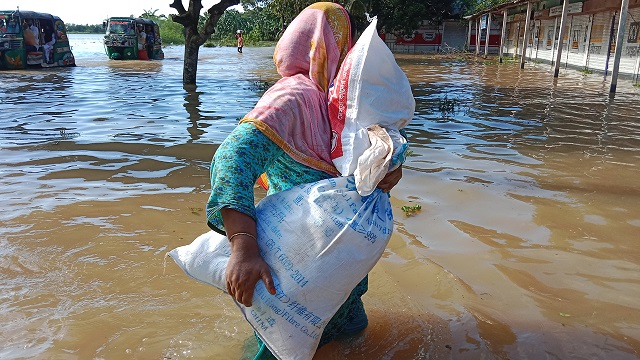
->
[[235, 30, 243, 53], [203, 2, 403, 358], [43, 23, 56, 64], [137, 25, 146, 54], [145, 25, 155, 60]]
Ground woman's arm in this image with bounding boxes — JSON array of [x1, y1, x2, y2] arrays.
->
[[221, 209, 276, 306], [207, 124, 281, 306]]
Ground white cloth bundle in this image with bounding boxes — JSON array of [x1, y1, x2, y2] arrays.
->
[[168, 176, 394, 360], [328, 18, 415, 195]]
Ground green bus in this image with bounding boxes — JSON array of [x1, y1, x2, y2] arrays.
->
[[103, 17, 163, 60], [0, 10, 75, 70]]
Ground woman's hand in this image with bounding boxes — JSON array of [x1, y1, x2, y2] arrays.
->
[[226, 236, 276, 307], [221, 208, 276, 307], [377, 166, 403, 193]]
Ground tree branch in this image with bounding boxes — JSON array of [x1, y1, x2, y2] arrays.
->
[[169, 0, 187, 15], [192, 0, 240, 45], [188, 0, 204, 16]]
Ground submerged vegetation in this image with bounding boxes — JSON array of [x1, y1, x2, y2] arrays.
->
[[401, 204, 422, 217]]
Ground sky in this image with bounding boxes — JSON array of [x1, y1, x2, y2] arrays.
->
[[4, 0, 235, 25]]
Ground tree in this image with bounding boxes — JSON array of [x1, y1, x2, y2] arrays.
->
[[242, 0, 463, 38], [365, 0, 454, 35], [141, 9, 162, 19], [212, 7, 280, 44], [170, 0, 241, 84], [242, 0, 321, 35]]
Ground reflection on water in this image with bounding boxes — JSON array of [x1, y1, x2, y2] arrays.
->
[[1, 34, 639, 359]]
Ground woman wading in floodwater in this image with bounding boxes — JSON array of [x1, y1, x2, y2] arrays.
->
[[205, 2, 402, 358]]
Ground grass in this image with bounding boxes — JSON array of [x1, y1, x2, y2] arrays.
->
[[578, 68, 594, 75]]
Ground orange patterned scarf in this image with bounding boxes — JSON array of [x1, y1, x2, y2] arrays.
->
[[241, 2, 351, 175]]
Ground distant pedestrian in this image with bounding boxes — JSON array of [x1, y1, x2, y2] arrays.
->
[[236, 30, 243, 53]]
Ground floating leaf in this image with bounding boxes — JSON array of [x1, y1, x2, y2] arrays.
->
[[559, 312, 571, 317]]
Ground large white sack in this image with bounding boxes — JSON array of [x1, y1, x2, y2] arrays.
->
[[328, 18, 415, 183], [167, 176, 394, 360]]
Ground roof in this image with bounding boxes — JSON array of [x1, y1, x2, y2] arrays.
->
[[0, 10, 63, 21], [108, 17, 159, 26]]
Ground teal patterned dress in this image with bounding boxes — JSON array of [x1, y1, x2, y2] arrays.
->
[[206, 122, 368, 358]]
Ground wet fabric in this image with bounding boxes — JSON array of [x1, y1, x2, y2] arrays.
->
[[206, 123, 329, 232], [253, 276, 368, 360]]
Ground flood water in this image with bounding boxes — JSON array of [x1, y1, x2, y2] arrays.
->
[[1, 34, 639, 359]]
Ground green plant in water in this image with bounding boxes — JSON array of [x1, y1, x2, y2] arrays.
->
[[578, 68, 593, 75], [633, 82, 640, 87], [401, 204, 422, 217], [439, 95, 457, 115], [249, 79, 274, 92]]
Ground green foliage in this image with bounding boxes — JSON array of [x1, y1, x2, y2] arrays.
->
[[141, 9, 162, 19], [401, 204, 422, 217], [366, 0, 467, 35], [244, 0, 468, 38], [158, 17, 186, 45], [268, 0, 318, 29], [211, 7, 280, 45], [66, 23, 104, 33], [467, 0, 512, 15]]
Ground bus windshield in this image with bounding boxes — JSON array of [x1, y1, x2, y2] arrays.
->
[[108, 20, 134, 35], [0, 15, 21, 34]]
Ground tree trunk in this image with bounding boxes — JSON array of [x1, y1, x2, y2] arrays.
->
[[170, 0, 240, 85], [183, 28, 200, 84]]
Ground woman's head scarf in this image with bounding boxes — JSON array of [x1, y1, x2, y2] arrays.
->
[[273, 2, 352, 93], [241, 2, 351, 175]]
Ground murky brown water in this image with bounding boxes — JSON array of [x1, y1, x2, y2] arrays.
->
[[1, 34, 639, 359]]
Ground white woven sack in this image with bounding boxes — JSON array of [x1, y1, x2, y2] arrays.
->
[[168, 176, 394, 360], [328, 18, 415, 179]]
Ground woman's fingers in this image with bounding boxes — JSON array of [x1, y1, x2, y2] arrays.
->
[[378, 166, 403, 192], [241, 287, 254, 307], [225, 265, 274, 307], [261, 270, 277, 295]]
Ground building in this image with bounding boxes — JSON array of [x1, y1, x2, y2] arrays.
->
[[467, 0, 640, 91]]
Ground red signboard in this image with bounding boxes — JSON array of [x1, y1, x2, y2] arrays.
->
[[395, 30, 442, 45]]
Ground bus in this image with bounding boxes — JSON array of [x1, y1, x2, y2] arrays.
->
[[0, 10, 75, 70], [104, 17, 163, 60]]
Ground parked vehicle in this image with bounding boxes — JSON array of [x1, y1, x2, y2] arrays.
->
[[0, 10, 75, 70], [103, 17, 163, 60]]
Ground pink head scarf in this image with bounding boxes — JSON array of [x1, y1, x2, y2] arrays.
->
[[240, 2, 351, 175]]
